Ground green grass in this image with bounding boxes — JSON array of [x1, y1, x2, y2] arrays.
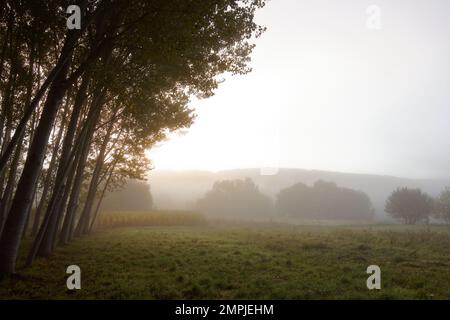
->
[[1, 223, 450, 299]]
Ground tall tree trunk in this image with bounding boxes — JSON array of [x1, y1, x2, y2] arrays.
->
[[52, 153, 78, 247], [0, 29, 16, 192], [58, 107, 102, 245], [88, 155, 119, 233], [59, 89, 106, 244], [35, 87, 104, 257], [0, 30, 78, 174], [0, 130, 24, 237], [33, 73, 91, 246], [31, 96, 71, 236], [58, 144, 87, 245], [0, 32, 76, 275], [22, 182, 38, 240], [76, 119, 114, 235]]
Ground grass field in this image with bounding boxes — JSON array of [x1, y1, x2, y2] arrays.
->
[[1, 223, 450, 299]]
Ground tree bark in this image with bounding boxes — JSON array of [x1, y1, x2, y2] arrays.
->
[[32, 86, 105, 258], [88, 154, 119, 233], [76, 118, 114, 235], [30, 93, 72, 236], [0, 130, 24, 237], [0, 31, 76, 275], [58, 102, 103, 245]]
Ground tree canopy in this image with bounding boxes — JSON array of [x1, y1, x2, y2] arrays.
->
[[196, 178, 273, 219], [0, 0, 266, 275], [385, 187, 434, 224], [433, 187, 450, 224], [276, 180, 374, 221]]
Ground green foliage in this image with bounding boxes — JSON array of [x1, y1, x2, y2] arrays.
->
[[2, 224, 450, 299], [385, 187, 434, 224], [0, 0, 268, 274], [276, 180, 374, 221], [82, 0, 268, 194]]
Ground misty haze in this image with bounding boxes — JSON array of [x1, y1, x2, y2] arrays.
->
[[1, 0, 450, 303], [148, 169, 450, 222]]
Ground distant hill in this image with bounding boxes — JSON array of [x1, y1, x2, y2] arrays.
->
[[148, 168, 450, 220]]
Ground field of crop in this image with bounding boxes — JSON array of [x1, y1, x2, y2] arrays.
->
[[1, 222, 450, 299], [94, 210, 207, 229]]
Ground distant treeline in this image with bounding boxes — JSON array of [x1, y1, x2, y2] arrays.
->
[[196, 178, 273, 219], [100, 180, 153, 212], [276, 180, 374, 220], [196, 178, 450, 225], [196, 178, 374, 221]]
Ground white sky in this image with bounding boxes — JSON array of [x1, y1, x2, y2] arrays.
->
[[148, 0, 450, 179]]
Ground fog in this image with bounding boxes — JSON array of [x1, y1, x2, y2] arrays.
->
[[149, 0, 450, 179], [144, 1, 450, 222], [149, 169, 450, 221], [2, 0, 450, 301], [100, 180, 153, 212]]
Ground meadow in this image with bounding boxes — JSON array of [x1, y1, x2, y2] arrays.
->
[[1, 215, 450, 299]]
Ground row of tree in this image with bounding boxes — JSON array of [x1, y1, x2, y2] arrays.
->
[[196, 178, 450, 225], [196, 178, 273, 219], [385, 187, 450, 225], [0, 0, 265, 276], [276, 180, 374, 220], [196, 178, 375, 220]]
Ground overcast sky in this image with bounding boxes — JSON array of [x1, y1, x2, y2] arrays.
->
[[148, 0, 450, 179]]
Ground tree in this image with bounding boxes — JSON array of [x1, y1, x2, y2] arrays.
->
[[0, 0, 267, 276], [276, 180, 374, 220], [385, 187, 434, 224], [434, 187, 450, 225], [196, 178, 273, 219]]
